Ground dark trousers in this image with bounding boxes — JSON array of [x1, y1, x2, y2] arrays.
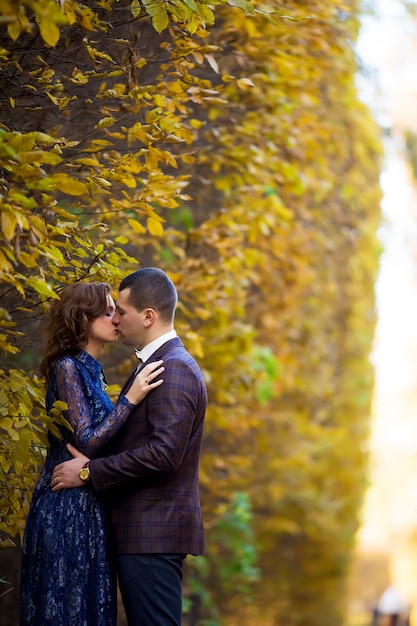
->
[[117, 554, 186, 626]]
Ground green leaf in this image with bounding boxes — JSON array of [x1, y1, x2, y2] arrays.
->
[[24, 278, 60, 299], [131, 0, 142, 18], [152, 5, 169, 32], [226, 0, 254, 12]]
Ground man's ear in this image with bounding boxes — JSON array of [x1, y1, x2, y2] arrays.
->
[[143, 308, 156, 327]]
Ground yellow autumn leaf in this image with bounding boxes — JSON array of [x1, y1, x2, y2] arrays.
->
[[94, 177, 112, 188], [7, 20, 22, 42], [53, 175, 88, 196], [1, 212, 17, 241], [53, 401, 69, 412], [0, 337, 18, 354], [158, 197, 178, 208], [17, 251, 38, 269], [175, 128, 194, 144], [121, 174, 137, 188], [186, 18, 199, 36], [46, 91, 59, 106], [80, 13, 94, 31], [107, 70, 125, 78], [161, 150, 177, 168], [147, 217, 164, 236], [0, 248, 13, 272], [30, 215, 48, 237], [237, 77, 255, 89], [64, 7, 76, 25], [39, 18, 60, 47], [221, 74, 236, 83], [58, 96, 75, 111], [95, 117, 116, 129], [181, 154, 195, 164], [20, 151, 63, 165], [74, 158, 101, 167], [159, 116, 177, 133], [0, 417, 13, 431], [122, 158, 141, 174], [128, 218, 146, 234], [38, 244, 65, 264], [7, 427, 19, 441]]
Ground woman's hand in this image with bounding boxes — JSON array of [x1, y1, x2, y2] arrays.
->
[[125, 360, 164, 405]]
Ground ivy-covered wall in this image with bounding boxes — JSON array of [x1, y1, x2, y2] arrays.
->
[[0, 1, 381, 624]]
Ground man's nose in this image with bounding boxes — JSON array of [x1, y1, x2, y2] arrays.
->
[[112, 313, 120, 325]]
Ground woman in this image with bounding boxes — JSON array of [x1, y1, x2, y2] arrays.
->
[[20, 282, 164, 626]]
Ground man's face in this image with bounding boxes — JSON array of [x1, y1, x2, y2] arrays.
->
[[113, 288, 146, 348]]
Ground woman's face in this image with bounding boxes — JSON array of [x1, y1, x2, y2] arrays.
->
[[86, 295, 118, 350]]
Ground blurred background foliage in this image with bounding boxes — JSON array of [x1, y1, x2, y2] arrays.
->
[[0, 0, 382, 624]]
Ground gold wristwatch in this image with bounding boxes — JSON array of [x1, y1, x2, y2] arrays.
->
[[79, 461, 90, 482]]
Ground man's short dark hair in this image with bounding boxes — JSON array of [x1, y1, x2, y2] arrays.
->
[[119, 268, 178, 323]]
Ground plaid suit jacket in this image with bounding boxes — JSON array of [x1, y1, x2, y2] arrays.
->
[[89, 337, 207, 555]]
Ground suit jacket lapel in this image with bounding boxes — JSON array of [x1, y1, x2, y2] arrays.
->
[[119, 337, 182, 400], [119, 368, 138, 399]]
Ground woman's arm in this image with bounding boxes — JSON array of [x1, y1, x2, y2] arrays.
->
[[51, 358, 203, 492], [54, 358, 163, 457]]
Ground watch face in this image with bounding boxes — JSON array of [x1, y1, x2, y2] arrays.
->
[[79, 467, 90, 481]]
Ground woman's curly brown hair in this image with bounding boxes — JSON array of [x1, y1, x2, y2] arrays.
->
[[39, 282, 111, 383]]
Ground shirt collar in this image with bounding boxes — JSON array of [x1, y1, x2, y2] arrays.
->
[[135, 330, 177, 363]]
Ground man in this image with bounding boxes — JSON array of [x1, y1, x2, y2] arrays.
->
[[51, 267, 207, 626]]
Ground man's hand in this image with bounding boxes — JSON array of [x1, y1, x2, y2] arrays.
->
[[51, 443, 90, 491]]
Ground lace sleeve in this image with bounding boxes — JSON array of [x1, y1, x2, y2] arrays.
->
[[54, 358, 133, 457]]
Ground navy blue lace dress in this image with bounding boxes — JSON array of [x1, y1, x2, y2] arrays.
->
[[20, 351, 135, 626]]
